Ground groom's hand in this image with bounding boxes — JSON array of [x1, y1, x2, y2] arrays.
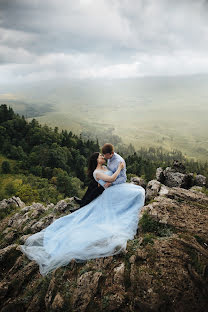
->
[[104, 182, 111, 188]]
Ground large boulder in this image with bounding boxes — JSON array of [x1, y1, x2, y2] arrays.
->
[[156, 166, 194, 189], [0, 197, 25, 210], [0, 197, 25, 220]]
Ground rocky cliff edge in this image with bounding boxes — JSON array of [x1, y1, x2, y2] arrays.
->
[[0, 167, 208, 312]]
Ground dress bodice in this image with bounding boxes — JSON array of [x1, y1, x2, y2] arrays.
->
[[93, 168, 113, 188]]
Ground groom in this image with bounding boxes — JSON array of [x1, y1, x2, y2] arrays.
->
[[101, 143, 127, 188], [74, 143, 127, 207]]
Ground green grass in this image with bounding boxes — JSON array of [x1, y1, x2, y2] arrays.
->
[[201, 187, 208, 196], [139, 211, 176, 237], [141, 233, 156, 246]]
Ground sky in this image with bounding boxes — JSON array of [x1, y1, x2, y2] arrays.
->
[[0, 0, 208, 83]]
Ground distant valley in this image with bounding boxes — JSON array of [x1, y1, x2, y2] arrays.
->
[[1, 74, 208, 162]]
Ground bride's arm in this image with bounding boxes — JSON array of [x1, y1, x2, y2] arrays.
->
[[95, 162, 124, 182]]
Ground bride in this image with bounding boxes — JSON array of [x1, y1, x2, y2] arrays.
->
[[20, 152, 145, 276]]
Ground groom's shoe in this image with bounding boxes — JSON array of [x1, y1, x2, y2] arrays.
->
[[73, 196, 82, 205]]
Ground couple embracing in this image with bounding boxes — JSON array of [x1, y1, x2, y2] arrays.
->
[[75, 143, 127, 207], [20, 143, 145, 276]]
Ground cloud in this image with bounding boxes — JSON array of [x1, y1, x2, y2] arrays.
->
[[0, 93, 18, 100], [0, 0, 208, 82], [0, 44, 36, 64]]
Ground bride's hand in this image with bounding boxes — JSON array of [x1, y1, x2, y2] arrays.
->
[[119, 162, 125, 169]]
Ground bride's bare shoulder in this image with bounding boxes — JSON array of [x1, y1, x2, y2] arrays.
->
[[94, 166, 107, 173]]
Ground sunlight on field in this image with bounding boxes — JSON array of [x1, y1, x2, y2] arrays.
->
[[12, 75, 208, 162]]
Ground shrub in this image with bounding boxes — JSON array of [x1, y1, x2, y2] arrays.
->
[[139, 211, 175, 237], [1, 161, 11, 173]]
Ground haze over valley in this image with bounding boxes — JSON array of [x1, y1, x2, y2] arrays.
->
[[1, 74, 208, 162]]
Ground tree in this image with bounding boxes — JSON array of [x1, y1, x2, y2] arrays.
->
[[5, 181, 17, 196], [1, 161, 11, 173], [0, 104, 14, 123], [56, 171, 73, 196], [4, 179, 22, 197], [16, 184, 39, 203]]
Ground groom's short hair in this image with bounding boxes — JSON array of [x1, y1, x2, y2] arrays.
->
[[102, 143, 114, 154]]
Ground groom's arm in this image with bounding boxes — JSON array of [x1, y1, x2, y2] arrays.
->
[[111, 158, 127, 185], [104, 156, 127, 188], [104, 174, 125, 188], [111, 168, 126, 185]]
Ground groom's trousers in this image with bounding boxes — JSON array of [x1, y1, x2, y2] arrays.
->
[[80, 179, 105, 207]]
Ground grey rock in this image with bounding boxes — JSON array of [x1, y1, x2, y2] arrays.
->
[[195, 174, 206, 187], [46, 203, 55, 211], [8, 211, 30, 229], [156, 164, 202, 190], [54, 198, 73, 213], [20, 206, 34, 213], [159, 185, 170, 196], [19, 234, 31, 244], [30, 220, 46, 233], [156, 167, 165, 183], [0, 244, 22, 275], [181, 173, 194, 189], [164, 171, 194, 189], [72, 271, 102, 311], [54, 197, 80, 213], [113, 262, 125, 284], [190, 186, 203, 193], [164, 171, 185, 188], [130, 176, 147, 188], [163, 166, 175, 175], [30, 213, 55, 233], [4, 230, 18, 244], [0, 197, 25, 216], [145, 180, 161, 200], [172, 160, 186, 173]]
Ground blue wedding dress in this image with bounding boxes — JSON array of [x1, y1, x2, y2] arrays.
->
[[20, 169, 145, 276]]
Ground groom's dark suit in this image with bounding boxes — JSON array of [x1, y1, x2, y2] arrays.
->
[[77, 179, 105, 207]]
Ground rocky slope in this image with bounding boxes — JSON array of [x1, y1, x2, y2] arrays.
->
[[0, 167, 208, 312]]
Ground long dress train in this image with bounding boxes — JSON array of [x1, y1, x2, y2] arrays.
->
[[20, 170, 145, 276]]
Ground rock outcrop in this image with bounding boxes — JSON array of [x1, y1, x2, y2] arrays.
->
[[0, 167, 208, 312], [156, 162, 207, 189]]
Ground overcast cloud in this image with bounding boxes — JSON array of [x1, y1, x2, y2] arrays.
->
[[0, 0, 208, 83]]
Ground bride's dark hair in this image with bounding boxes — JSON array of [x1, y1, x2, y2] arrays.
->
[[87, 152, 100, 178]]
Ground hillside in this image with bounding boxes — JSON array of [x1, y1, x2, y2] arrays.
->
[[0, 165, 207, 312]]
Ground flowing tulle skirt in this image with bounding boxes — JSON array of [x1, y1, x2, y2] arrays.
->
[[20, 183, 145, 276]]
